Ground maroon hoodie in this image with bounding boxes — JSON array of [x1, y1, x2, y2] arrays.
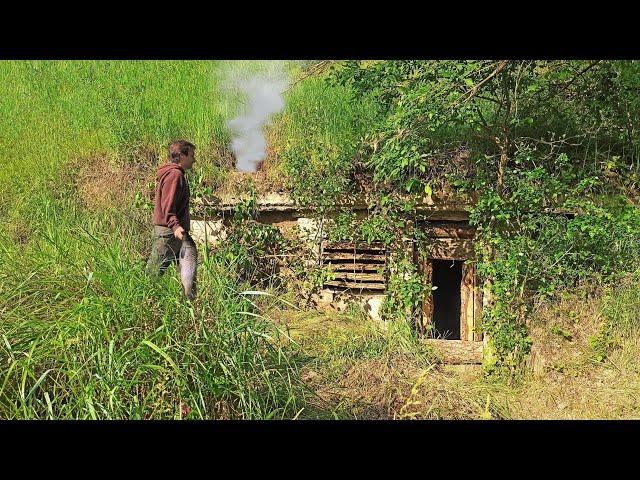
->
[[152, 163, 190, 233]]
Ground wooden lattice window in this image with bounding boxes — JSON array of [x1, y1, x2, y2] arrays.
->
[[321, 241, 386, 292]]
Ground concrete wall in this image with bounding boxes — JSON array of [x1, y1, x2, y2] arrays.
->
[[189, 215, 386, 321]]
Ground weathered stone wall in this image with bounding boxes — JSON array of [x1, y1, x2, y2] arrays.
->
[[190, 193, 477, 324]]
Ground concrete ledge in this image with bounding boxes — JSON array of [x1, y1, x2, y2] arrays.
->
[[192, 193, 475, 218], [192, 192, 576, 220]]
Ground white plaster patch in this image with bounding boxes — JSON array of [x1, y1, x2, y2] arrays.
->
[[190, 220, 227, 245]]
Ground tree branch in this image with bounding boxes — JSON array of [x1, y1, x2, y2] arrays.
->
[[476, 94, 502, 104], [556, 60, 602, 95], [453, 60, 509, 108], [282, 60, 335, 94]]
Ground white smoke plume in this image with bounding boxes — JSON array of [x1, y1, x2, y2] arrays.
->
[[221, 62, 290, 172]]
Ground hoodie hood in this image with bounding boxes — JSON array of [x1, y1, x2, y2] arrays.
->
[[157, 163, 185, 181]]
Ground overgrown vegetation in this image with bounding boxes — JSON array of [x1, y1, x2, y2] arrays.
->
[[282, 60, 640, 376]]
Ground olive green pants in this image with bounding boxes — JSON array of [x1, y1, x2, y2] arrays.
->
[[146, 226, 182, 276]]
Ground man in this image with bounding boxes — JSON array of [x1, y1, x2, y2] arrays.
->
[[146, 140, 196, 275]]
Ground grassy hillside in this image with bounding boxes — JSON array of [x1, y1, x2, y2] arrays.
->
[[1, 60, 640, 419]]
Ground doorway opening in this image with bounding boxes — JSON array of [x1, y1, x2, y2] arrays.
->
[[431, 259, 463, 339]]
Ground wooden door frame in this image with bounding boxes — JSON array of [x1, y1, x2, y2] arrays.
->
[[418, 256, 483, 341]]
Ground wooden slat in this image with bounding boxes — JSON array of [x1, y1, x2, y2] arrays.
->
[[331, 272, 384, 282], [461, 264, 475, 341], [325, 263, 385, 272], [323, 248, 385, 255], [322, 252, 386, 261], [324, 258, 386, 264], [422, 225, 476, 239], [322, 241, 385, 250], [324, 280, 386, 290], [419, 211, 470, 222], [473, 272, 483, 342], [425, 238, 475, 260]]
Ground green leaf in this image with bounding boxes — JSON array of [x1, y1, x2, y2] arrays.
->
[[141, 340, 182, 377], [526, 83, 539, 93]]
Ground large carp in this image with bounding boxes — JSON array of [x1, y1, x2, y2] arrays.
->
[[178, 232, 198, 300]]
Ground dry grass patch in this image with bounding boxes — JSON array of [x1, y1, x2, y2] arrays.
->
[[271, 308, 510, 419], [505, 284, 640, 419], [71, 152, 153, 213]]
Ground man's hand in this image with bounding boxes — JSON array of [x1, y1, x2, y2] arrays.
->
[[174, 226, 185, 241]]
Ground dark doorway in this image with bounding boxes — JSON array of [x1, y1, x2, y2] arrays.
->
[[431, 259, 462, 339]]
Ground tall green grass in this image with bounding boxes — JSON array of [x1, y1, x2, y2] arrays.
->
[[601, 271, 640, 335], [0, 61, 231, 212], [0, 196, 308, 419], [276, 73, 379, 150]]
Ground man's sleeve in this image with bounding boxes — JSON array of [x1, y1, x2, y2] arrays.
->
[[160, 171, 184, 233]]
